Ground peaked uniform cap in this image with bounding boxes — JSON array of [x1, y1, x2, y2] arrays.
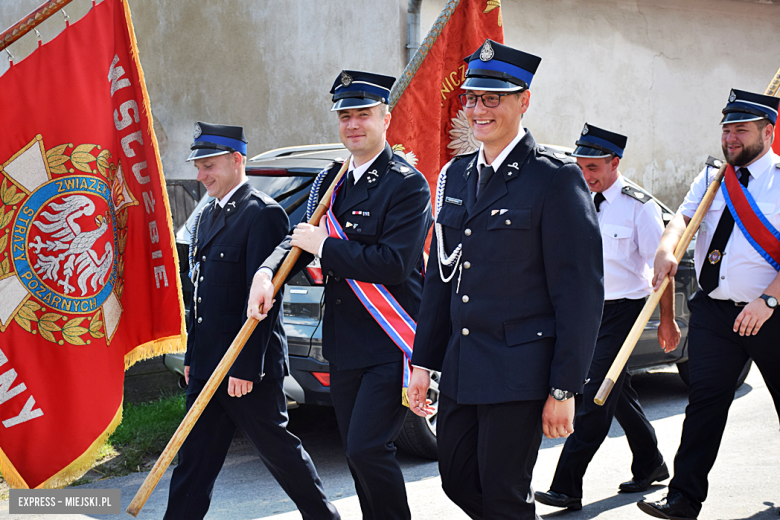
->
[[571, 123, 627, 159], [187, 122, 248, 162], [462, 39, 541, 92], [330, 70, 396, 111], [721, 88, 779, 125]]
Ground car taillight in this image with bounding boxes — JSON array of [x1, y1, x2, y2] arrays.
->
[[312, 372, 330, 386], [246, 168, 289, 176]]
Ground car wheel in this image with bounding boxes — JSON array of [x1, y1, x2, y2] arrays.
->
[[677, 359, 752, 389], [395, 371, 439, 460]]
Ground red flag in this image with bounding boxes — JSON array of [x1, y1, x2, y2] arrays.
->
[[387, 0, 504, 198], [774, 120, 780, 155], [0, 0, 185, 488]]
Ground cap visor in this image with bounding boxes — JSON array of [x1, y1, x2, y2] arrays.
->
[[570, 145, 612, 158], [331, 98, 382, 111], [720, 112, 766, 125], [186, 148, 229, 162], [461, 77, 524, 92]]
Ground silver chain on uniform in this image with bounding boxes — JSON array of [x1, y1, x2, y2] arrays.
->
[[435, 160, 463, 283]]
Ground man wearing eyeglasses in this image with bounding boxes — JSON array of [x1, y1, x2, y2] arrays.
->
[[407, 40, 603, 519]]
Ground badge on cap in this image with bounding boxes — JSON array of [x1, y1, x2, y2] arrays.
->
[[194, 123, 202, 139], [479, 40, 495, 62], [341, 71, 353, 87], [582, 124, 589, 135], [729, 90, 736, 103]]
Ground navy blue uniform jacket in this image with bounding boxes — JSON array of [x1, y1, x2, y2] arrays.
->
[[412, 131, 603, 404], [261, 143, 433, 370], [186, 182, 290, 382]]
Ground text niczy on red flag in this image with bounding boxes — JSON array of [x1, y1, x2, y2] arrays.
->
[[387, 0, 504, 206], [0, 0, 185, 488]]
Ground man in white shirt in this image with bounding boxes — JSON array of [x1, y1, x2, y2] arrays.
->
[[639, 89, 780, 520], [536, 124, 680, 511]]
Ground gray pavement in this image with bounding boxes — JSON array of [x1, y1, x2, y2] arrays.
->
[[1, 366, 778, 519]]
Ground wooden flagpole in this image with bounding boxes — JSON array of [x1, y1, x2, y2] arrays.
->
[[0, 0, 75, 52]]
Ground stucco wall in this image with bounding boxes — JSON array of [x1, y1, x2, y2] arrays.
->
[[3, 0, 779, 207], [422, 0, 780, 209], [1, 0, 408, 180]]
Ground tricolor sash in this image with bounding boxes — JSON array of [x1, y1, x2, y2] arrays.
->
[[721, 164, 780, 270], [324, 175, 416, 405]]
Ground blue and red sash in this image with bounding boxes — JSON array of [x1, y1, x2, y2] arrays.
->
[[325, 175, 416, 405], [721, 164, 780, 271]]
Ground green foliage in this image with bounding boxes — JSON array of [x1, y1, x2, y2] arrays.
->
[[106, 392, 186, 474]]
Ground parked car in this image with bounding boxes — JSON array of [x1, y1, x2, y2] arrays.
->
[[164, 143, 750, 460]]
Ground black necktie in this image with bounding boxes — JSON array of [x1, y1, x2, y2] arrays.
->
[[477, 166, 495, 197], [698, 167, 750, 294], [210, 202, 222, 222], [594, 192, 606, 212]]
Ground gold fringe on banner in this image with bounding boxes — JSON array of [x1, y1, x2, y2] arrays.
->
[[125, 335, 186, 370], [0, 404, 123, 489], [120, 0, 187, 367]]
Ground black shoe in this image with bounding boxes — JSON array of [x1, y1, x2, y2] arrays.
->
[[619, 462, 670, 493], [637, 494, 698, 520], [534, 490, 582, 511]]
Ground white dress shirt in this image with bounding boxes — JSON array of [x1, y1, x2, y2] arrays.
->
[[678, 150, 780, 302], [596, 175, 664, 300], [217, 179, 248, 208], [476, 126, 527, 175]]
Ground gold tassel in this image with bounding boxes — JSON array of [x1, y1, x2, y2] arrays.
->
[[401, 387, 410, 408]]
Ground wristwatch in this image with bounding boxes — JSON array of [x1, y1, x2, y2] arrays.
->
[[550, 388, 574, 401], [760, 294, 778, 309]]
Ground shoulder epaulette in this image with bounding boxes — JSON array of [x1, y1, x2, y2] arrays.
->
[[250, 189, 277, 206], [705, 156, 724, 169], [537, 145, 574, 164], [388, 160, 415, 176], [621, 185, 651, 204]]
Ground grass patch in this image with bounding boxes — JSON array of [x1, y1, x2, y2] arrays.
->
[[71, 391, 186, 484]]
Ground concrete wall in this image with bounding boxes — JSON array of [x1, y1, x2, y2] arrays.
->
[[1, 0, 408, 180], [422, 0, 780, 209], [3, 0, 779, 207]]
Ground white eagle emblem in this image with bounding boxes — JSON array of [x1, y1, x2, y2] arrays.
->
[[29, 195, 114, 296]]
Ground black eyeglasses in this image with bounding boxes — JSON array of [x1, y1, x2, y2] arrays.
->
[[458, 92, 515, 108]]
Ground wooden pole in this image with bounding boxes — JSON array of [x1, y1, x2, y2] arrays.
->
[[594, 163, 725, 405], [594, 70, 780, 406], [0, 0, 74, 52], [126, 159, 350, 517]]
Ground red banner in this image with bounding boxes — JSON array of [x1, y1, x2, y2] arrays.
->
[[387, 0, 504, 196], [0, 0, 185, 488], [774, 120, 780, 156]]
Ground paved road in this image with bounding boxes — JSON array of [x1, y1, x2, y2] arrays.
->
[[2, 366, 778, 519]]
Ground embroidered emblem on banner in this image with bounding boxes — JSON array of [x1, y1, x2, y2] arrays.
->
[[0, 135, 138, 344]]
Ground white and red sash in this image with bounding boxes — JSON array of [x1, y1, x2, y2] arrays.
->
[[324, 175, 415, 404], [721, 164, 780, 271]]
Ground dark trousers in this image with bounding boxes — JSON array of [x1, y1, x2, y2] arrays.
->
[[329, 361, 410, 520], [437, 393, 546, 520], [164, 376, 339, 520], [551, 298, 663, 498], [669, 292, 780, 512]]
